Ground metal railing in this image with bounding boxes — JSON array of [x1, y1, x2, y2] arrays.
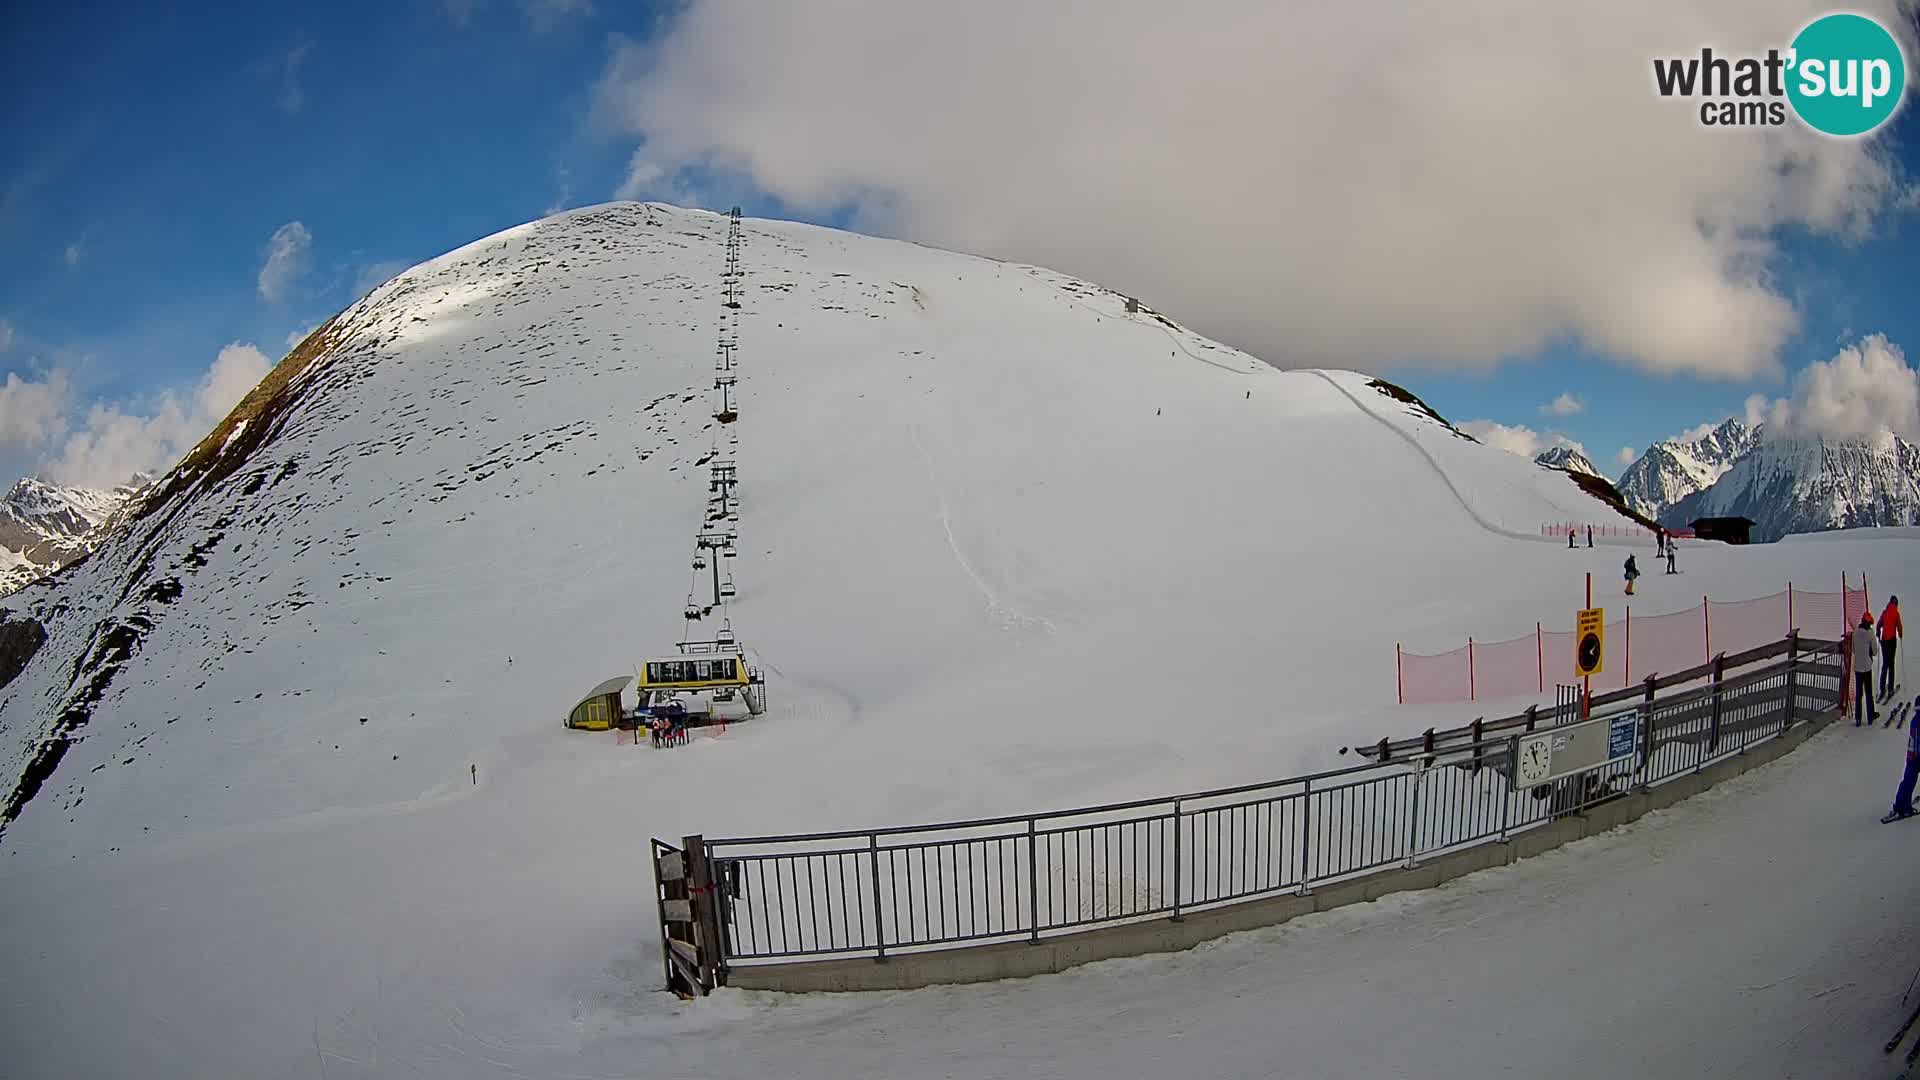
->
[[665, 635, 1842, 982]]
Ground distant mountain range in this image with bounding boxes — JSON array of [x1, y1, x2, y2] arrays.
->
[[1617, 419, 1920, 542], [1617, 418, 1757, 521], [1533, 445, 1600, 478], [0, 476, 151, 596]]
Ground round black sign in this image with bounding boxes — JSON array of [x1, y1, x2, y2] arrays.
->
[[1578, 632, 1602, 672]]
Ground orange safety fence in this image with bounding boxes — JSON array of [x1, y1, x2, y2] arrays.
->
[[1398, 576, 1872, 704]]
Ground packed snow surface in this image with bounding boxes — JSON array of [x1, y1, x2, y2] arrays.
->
[[0, 203, 1912, 1078]]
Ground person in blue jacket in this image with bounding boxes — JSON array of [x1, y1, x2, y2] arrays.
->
[[1886, 707, 1920, 822]]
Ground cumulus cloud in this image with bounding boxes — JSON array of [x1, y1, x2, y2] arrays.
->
[[1540, 392, 1585, 416], [1460, 420, 1585, 459], [1747, 334, 1919, 442], [594, 1, 1912, 379], [1618, 446, 1639, 466], [0, 369, 72, 447], [63, 242, 82, 266], [258, 221, 313, 303], [0, 318, 13, 351], [446, 0, 476, 26], [0, 344, 273, 489]]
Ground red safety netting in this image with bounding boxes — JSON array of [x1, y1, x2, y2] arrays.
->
[[1539, 521, 1658, 541], [1845, 584, 1872, 631], [1397, 578, 1863, 704], [1793, 587, 1848, 639], [1472, 634, 1543, 701], [1399, 643, 1471, 705], [1623, 604, 1708, 682], [1707, 592, 1792, 659], [1540, 628, 1580, 689]]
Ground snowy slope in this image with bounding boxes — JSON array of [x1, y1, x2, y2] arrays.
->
[[1533, 445, 1600, 477], [0, 201, 1661, 859], [1617, 418, 1756, 518], [0, 475, 148, 595], [0, 202, 1910, 1079], [1669, 432, 1920, 541]]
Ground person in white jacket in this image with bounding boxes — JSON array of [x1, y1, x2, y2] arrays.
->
[[1854, 613, 1881, 725]]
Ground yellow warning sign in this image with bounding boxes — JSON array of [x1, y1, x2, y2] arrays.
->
[[1575, 607, 1605, 677]]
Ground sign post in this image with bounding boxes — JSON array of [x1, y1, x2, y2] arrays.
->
[[1574, 574, 1605, 723]]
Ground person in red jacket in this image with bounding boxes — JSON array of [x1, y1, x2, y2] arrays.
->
[[1880, 596, 1904, 700]]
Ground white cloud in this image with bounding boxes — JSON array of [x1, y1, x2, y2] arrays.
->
[[1460, 421, 1585, 460], [258, 221, 313, 303], [63, 243, 82, 267], [0, 369, 72, 447], [44, 343, 272, 488], [0, 318, 14, 351], [446, 0, 476, 26], [594, 2, 1912, 380], [1746, 334, 1919, 442], [1540, 392, 1584, 416], [285, 324, 319, 350], [1618, 446, 1638, 466], [1672, 420, 1722, 444], [279, 42, 312, 115]]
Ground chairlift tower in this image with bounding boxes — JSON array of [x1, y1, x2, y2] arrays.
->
[[695, 530, 737, 606]]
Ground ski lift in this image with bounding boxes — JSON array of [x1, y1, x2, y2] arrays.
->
[[722, 546, 738, 558], [693, 554, 708, 570], [683, 603, 700, 621], [719, 579, 737, 599]]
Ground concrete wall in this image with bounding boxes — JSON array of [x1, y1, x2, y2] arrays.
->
[[726, 712, 1832, 994]]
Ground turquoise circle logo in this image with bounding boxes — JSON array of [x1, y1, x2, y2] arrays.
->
[[1786, 13, 1908, 136]]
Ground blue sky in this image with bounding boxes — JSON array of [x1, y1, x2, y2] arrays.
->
[[2, 1, 1917, 489]]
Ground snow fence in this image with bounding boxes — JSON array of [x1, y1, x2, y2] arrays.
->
[[1397, 577, 1871, 705]]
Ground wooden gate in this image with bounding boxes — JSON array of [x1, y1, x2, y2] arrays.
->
[[651, 836, 727, 997]]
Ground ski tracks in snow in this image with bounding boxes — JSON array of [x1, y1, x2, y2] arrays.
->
[[907, 423, 1055, 636]]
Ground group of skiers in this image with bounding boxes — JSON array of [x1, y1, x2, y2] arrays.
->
[[1576, 528, 1677, 596], [1852, 597, 1914, 821]]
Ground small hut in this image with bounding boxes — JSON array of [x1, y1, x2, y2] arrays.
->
[[1689, 516, 1755, 545], [565, 675, 633, 730]]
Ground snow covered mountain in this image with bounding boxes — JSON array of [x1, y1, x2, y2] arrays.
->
[[1616, 418, 1757, 519], [2, 202, 1902, 1079], [1667, 432, 1920, 541], [1534, 445, 1600, 477], [0, 476, 150, 596]]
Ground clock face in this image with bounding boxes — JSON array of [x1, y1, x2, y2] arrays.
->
[[1516, 734, 1552, 785]]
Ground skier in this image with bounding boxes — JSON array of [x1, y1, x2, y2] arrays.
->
[[1883, 695, 1920, 823], [1854, 612, 1881, 726], [1880, 596, 1905, 700], [1568, 528, 1576, 549], [1664, 540, 1677, 575], [1586, 525, 1593, 548], [1623, 554, 1639, 595]]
